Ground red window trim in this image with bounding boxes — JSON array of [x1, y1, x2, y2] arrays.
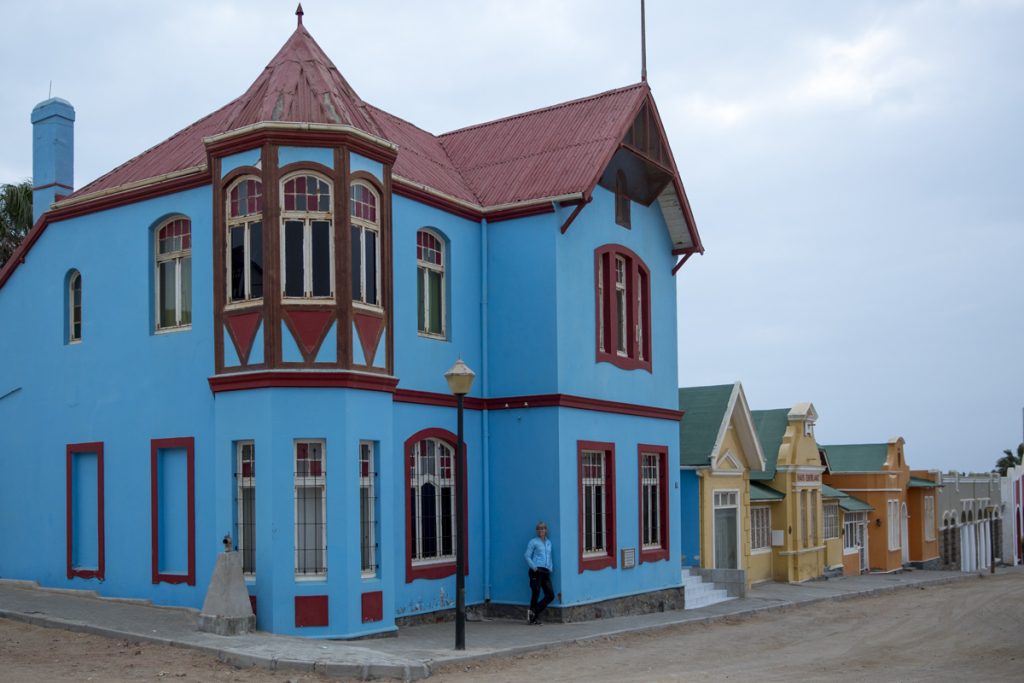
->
[[150, 437, 196, 586], [577, 440, 617, 573], [404, 428, 469, 583], [637, 444, 670, 563], [66, 442, 105, 581], [594, 244, 652, 372]]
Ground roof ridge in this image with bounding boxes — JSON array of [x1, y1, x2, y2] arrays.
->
[[439, 82, 647, 138]]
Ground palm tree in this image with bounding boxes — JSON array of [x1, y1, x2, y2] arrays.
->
[[996, 443, 1024, 476], [0, 180, 33, 269]]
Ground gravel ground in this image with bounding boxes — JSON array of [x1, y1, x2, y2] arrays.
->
[[2, 573, 1020, 682]]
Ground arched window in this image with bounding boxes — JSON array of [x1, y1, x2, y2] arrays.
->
[[67, 269, 81, 343], [595, 245, 651, 370], [281, 173, 333, 300], [409, 436, 456, 565], [416, 229, 445, 337], [226, 178, 263, 304], [155, 217, 192, 330], [350, 182, 380, 307]]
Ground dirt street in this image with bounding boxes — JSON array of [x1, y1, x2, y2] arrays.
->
[[2, 574, 1021, 682]]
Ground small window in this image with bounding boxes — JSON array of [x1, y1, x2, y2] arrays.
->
[[595, 246, 651, 370], [888, 499, 900, 550], [155, 217, 192, 330], [281, 174, 333, 301], [227, 178, 264, 304], [351, 182, 380, 307], [824, 502, 839, 540], [416, 229, 445, 337], [235, 441, 256, 577], [67, 269, 82, 343], [639, 446, 669, 562], [578, 441, 616, 572], [751, 506, 771, 551], [295, 440, 326, 577], [360, 441, 379, 577], [409, 437, 457, 565], [615, 170, 630, 228]]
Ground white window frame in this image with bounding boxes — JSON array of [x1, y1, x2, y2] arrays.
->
[[225, 177, 264, 307], [154, 217, 192, 331], [597, 257, 605, 352], [636, 270, 645, 361], [751, 505, 772, 552], [416, 228, 446, 339], [844, 511, 865, 553], [359, 440, 378, 578], [67, 270, 82, 344], [294, 439, 327, 578], [235, 441, 255, 577], [582, 450, 610, 556], [351, 181, 381, 310], [888, 499, 901, 551], [614, 255, 627, 356], [280, 172, 335, 302], [924, 495, 935, 542], [640, 451, 662, 549], [410, 437, 457, 566], [824, 502, 839, 540]]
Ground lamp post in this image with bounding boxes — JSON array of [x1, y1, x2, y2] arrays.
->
[[444, 358, 475, 651]]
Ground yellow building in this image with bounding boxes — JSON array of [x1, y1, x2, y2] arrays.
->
[[750, 404, 827, 583], [679, 383, 768, 592]]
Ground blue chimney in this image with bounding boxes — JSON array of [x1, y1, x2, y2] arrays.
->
[[31, 97, 75, 222]]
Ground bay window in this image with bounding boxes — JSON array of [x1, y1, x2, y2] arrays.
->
[[227, 178, 263, 304], [281, 173, 333, 300], [351, 182, 380, 307]]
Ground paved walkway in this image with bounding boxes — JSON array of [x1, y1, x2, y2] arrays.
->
[[0, 569, 1000, 680]]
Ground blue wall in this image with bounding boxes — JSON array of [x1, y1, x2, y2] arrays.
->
[[679, 469, 701, 566]]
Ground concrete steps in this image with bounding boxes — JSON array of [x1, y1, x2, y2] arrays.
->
[[682, 568, 734, 610]]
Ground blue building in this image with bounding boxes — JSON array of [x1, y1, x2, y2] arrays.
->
[[0, 14, 703, 638]]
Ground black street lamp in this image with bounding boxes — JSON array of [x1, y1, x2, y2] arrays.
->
[[444, 358, 475, 651]]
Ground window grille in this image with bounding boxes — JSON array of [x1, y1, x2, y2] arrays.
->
[[824, 502, 839, 540], [582, 450, 609, 555], [640, 451, 662, 548], [713, 490, 738, 508], [751, 506, 771, 550], [227, 178, 263, 303], [156, 217, 192, 329], [281, 174, 333, 300], [409, 437, 456, 564], [294, 440, 326, 576], [351, 182, 380, 307], [614, 256, 627, 355], [235, 441, 256, 576], [844, 512, 865, 552], [359, 441, 378, 576], [416, 229, 445, 337], [924, 496, 935, 541]]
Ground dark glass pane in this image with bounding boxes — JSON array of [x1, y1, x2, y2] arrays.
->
[[351, 226, 362, 301], [421, 482, 437, 558], [159, 261, 176, 328], [311, 220, 331, 297], [441, 487, 453, 556], [365, 230, 377, 305], [284, 220, 305, 297], [249, 222, 263, 299], [360, 488, 371, 570], [241, 487, 255, 574], [180, 257, 192, 325], [230, 225, 245, 301], [417, 267, 425, 331], [428, 270, 442, 334], [296, 192, 306, 212], [410, 488, 418, 558]]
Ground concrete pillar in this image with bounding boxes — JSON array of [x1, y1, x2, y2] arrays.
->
[[31, 97, 75, 222]]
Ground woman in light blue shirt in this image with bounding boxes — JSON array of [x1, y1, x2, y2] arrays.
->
[[524, 521, 554, 624]]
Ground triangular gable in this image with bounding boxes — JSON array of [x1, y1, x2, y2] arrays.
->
[[714, 449, 743, 472], [679, 382, 766, 472]]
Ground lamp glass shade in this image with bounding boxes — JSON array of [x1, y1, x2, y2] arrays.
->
[[444, 359, 476, 395]]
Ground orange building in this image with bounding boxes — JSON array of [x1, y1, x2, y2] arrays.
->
[[822, 438, 939, 573]]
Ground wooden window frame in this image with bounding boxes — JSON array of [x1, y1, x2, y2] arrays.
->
[[359, 440, 379, 578], [351, 180, 382, 310], [595, 245, 651, 371], [66, 442, 105, 580], [235, 440, 256, 577], [280, 172, 335, 303], [67, 269, 82, 344], [150, 437, 196, 586], [294, 439, 327, 578], [638, 445, 669, 563], [750, 505, 772, 552], [416, 228, 446, 339], [225, 176, 264, 309], [824, 502, 840, 540], [154, 216, 192, 331], [578, 440, 617, 573]]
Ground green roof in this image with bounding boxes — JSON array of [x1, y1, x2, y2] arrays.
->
[[908, 476, 941, 488], [750, 481, 785, 501], [749, 408, 790, 481], [821, 443, 889, 473], [678, 384, 735, 466], [821, 483, 873, 512]]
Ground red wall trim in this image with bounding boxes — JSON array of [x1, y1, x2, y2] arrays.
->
[[637, 444, 670, 564], [294, 595, 329, 627], [577, 440, 617, 573], [65, 442, 105, 581], [392, 388, 681, 420], [361, 591, 384, 623], [150, 437, 196, 586], [393, 388, 487, 410], [209, 371, 399, 393], [404, 428, 469, 583]]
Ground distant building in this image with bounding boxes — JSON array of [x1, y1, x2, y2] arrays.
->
[[937, 471, 1003, 572]]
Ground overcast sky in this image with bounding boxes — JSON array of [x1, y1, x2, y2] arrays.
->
[[2, 1, 1021, 473]]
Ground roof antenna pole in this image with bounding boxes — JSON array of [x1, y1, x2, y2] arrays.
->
[[296, 3, 304, 26], [641, 0, 647, 83], [49, 80, 52, 98]]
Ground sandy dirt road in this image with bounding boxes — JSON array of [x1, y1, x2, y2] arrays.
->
[[1, 573, 1020, 682]]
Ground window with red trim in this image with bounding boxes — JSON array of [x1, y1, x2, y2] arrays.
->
[[638, 445, 669, 563], [595, 245, 651, 371], [578, 441, 616, 573]]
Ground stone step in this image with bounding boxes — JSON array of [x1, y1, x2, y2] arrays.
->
[[681, 568, 735, 610]]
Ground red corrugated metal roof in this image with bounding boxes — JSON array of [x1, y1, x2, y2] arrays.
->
[[70, 26, 647, 211]]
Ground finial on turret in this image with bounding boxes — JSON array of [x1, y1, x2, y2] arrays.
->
[[296, 3, 304, 26]]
